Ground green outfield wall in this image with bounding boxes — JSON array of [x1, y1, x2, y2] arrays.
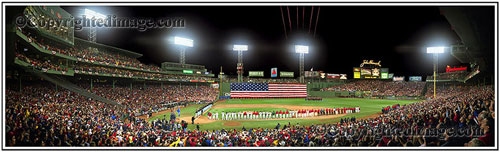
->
[[308, 91, 350, 97], [307, 82, 345, 91]]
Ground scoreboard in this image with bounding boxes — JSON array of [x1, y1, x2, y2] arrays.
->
[[353, 60, 390, 79], [354, 67, 388, 79]]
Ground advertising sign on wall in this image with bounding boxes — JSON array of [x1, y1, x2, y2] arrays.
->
[[393, 76, 405, 81], [409, 76, 422, 81], [340, 74, 347, 80], [280, 71, 294, 77], [271, 68, 278, 77], [249, 71, 264, 77]]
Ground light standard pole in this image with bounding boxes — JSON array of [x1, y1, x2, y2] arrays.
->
[[233, 45, 248, 83], [433, 53, 437, 99], [295, 45, 309, 83], [427, 46, 445, 99], [179, 47, 186, 65], [299, 53, 304, 83], [84, 9, 105, 51], [173, 36, 193, 67]]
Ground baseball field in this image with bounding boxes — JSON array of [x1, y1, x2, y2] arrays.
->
[[145, 98, 422, 131]]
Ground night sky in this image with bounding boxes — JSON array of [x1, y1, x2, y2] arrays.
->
[[61, 6, 478, 78]]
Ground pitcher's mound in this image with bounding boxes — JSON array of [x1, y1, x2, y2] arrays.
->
[[223, 122, 243, 127]]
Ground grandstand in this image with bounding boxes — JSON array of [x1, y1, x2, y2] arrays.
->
[[3, 5, 496, 149]]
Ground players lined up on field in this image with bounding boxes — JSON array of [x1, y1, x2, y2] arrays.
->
[[207, 107, 360, 120]]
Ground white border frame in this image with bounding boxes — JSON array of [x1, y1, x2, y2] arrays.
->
[[1, 1, 498, 151]]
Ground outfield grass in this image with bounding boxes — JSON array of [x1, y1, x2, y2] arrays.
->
[[152, 98, 422, 131]]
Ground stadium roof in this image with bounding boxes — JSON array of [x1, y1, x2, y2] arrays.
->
[[440, 7, 493, 72], [74, 37, 143, 58]]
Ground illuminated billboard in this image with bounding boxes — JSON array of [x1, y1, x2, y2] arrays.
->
[[446, 66, 467, 72], [380, 68, 389, 79], [354, 72, 361, 79], [361, 68, 372, 75], [353, 67, 387, 79], [183, 70, 193, 74], [393, 76, 405, 81], [271, 68, 278, 77], [327, 73, 340, 79], [340, 74, 347, 79], [249, 71, 264, 77], [409, 76, 422, 81], [372, 68, 380, 76], [280, 71, 294, 77], [305, 71, 321, 78], [381, 73, 388, 79], [388, 73, 394, 78]]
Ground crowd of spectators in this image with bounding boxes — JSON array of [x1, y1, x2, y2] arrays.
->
[[221, 78, 301, 83], [6, 81, 494, 147], [9, 27, 494, 148], [73, 64, 216, 81], [372, 81, 425, 96], [427, 71, 469, 81], [6, 84, 129, 146], [86, 84, 218, 115], [17, 28, 216, 82], [15, 53, 68, 73], [322, 80, 425, 97], [19, 28, 161, 72], [425, 84, 473, 99]]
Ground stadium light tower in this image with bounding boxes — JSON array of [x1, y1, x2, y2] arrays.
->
[[295, 45, 309, 83], [233, 45, 248, 83], [84, 9, 106, 43], [174, 36, 193, 66], [427, 46, 445, 99]]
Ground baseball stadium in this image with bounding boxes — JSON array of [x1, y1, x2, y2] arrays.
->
[[3, 4, 496, 149]]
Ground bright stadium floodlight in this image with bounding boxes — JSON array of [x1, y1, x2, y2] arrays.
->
[[295, 45, 309, 83], [233, 45, 248, 51], [84, 9, 106, 48], [173, 36, 193, 65], [233, 44, 248, 82], [426, 46, 447, 99], [174, 36, 194, 47], [84, 9, 106, 19], [295, 45, 309, 54], [426, 46, 446, 54]]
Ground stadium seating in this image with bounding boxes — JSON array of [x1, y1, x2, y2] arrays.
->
[[6, 17, 494, 148], [5, 81, 493, 147]]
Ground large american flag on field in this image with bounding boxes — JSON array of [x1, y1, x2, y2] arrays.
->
[[230, 83, 307, 98]]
